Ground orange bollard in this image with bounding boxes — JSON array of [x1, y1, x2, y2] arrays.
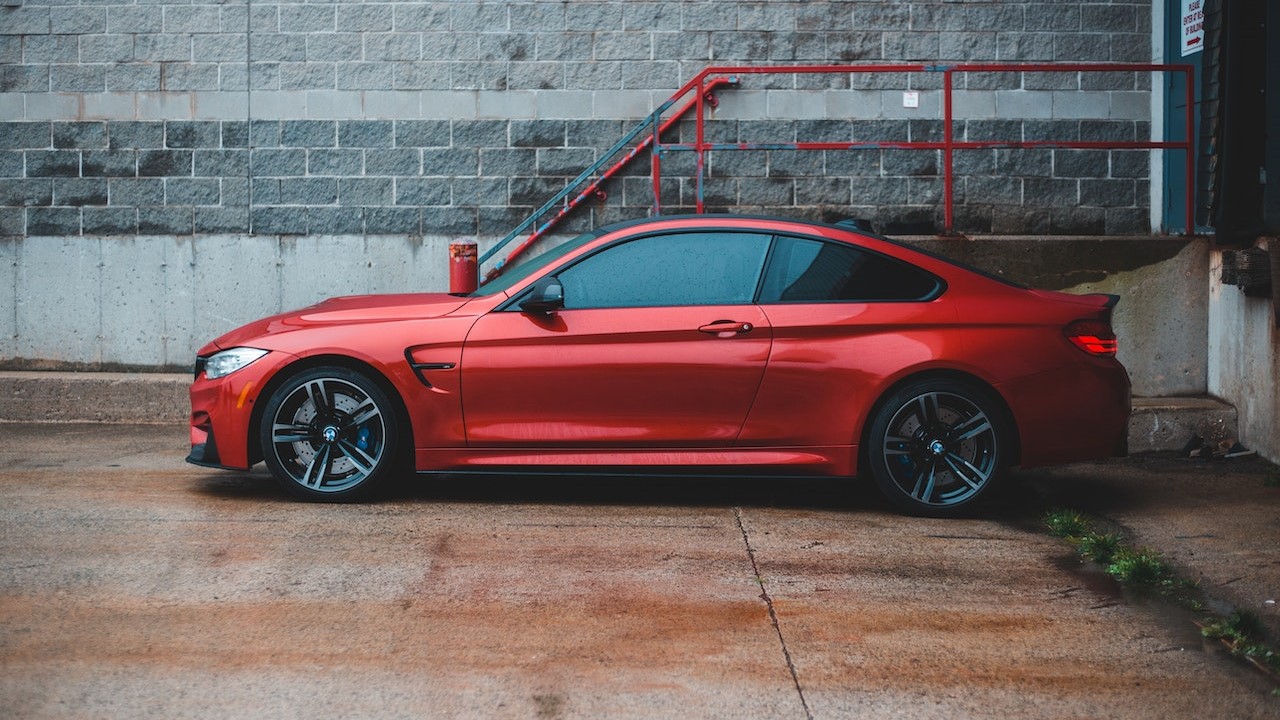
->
[[448, 241, 478, 294]]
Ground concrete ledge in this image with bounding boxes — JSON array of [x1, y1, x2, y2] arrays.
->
[[0, 371, 189, 425], [1128, 396, 1239, 454], [0, 372, 1240, 458]]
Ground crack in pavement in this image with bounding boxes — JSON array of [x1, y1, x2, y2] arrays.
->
[[734, 507, 813, 720]]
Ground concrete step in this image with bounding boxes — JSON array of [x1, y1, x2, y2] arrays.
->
[[0, 372, 1239, 456], [1128, 396, 1239, 454]]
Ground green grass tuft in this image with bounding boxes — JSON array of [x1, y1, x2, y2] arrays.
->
[[1077, 532, 1122, 565], [1105, 547, 1169, 585], [1043, 508, 1091, 539]]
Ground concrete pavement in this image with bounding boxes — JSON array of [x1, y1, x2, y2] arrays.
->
[[0, 370, 1271, 641], [0, 423, 1277, 718]]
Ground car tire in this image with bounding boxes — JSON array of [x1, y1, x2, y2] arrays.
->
[[259, 366, 400, 502], [865, 378, 1009, 517]]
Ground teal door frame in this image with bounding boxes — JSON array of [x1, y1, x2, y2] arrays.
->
[[1162, 0, 1203, 233]]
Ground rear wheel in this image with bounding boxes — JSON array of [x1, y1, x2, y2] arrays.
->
[[259, 366, 400, 501], [866, 378, 1009, 517]]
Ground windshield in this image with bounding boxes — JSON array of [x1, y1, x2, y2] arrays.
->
[[468, 230, 602, 297]]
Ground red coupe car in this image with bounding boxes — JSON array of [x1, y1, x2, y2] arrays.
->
[[187, 215, 1130, 516]]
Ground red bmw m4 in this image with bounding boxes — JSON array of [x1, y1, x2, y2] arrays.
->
[[188, 215, 1129, 516]]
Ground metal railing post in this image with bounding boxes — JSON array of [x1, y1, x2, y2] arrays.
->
[[651, 100, 663, 215], [695, 76, 706, 213], [942, 67, 955, 236], [1184, 65, 1196, 235]]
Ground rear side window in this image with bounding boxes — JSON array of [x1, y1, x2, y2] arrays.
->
[[558, 231, 772, 309], [758, 236, 941, 303]]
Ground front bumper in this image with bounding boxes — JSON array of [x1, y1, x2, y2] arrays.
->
[[188, 351, 289, 471], [185, 442, 228, 469]]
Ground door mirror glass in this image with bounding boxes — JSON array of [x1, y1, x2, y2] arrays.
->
[[519, 277, 565, 314]]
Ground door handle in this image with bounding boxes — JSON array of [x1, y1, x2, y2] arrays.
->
[[698, 320, 754, 335]]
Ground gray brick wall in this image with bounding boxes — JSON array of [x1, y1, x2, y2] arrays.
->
[[0, 0, 1156, 240]]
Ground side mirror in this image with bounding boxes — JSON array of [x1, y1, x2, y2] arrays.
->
[[519, 277, 564, 314]]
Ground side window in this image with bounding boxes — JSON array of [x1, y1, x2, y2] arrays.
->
[[557, 232, 772, 309], [758, 236, 941, 303]]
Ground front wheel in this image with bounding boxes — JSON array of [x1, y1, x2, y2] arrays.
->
[[865, 378, 1010, 517], [259, 366, 401, 501]]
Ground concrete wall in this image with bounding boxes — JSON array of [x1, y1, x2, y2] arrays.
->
[[1208, 240, 1280, 463], [1, 0, 1171, 372], [0, 233, 463, 369], [0, 0, 1154, 241]]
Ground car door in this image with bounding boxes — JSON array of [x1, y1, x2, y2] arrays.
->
[[460, 231, 773, 447], [739, 234, 953, 447]]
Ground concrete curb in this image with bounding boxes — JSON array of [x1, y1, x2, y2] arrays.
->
[[0, 372, 1241, 455], [0, 371, 189, 425]]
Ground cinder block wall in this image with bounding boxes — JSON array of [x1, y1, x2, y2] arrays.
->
[[0, 0, 1160, 369]]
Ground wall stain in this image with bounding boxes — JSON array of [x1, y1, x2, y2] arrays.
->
[[907, 237, 1193, 291]]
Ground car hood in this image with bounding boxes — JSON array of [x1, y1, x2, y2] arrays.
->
[[205, 293, 469, 352]]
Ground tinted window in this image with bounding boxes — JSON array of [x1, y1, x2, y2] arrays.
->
[[557, 232, 772, 309], [758, 236, 940, 303]]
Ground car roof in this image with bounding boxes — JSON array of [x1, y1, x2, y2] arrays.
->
[[594, 213, 888, 239]]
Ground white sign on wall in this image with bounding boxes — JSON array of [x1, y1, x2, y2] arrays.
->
[[1181, 0, 1205, 56]]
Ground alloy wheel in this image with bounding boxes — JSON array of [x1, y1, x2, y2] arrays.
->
[[266, 374, 389, 495]]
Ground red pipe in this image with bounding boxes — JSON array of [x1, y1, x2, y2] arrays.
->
[[694, 76, 706, 213], [943, 68, 955, 235], [678, 63, 1197, 237], [448, 241, 478, 294]]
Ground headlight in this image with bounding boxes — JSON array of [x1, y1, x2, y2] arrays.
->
[[202, 347, 268, 379]]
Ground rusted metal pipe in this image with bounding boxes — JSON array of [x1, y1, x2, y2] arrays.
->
[[448, 241, 478, 294]]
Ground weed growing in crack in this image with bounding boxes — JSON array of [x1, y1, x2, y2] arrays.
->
[[1202, 612, 1280, 676], [1043, 510, 1182, 590], [1076, 532, 1122, 565], [1043, 508, 1090, 539], [1042, 508, 1280, 682], [1105, 547, 1168, 584]]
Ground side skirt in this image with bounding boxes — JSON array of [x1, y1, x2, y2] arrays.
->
[[414, 446, 858, 477]]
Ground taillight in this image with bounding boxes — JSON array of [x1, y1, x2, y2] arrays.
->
[[1065, 320, 1117, 357]]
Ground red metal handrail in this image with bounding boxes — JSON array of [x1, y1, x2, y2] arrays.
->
[[654, 63, 1195, 236], [480, 76, 737, 282]]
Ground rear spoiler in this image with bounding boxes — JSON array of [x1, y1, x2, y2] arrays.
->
[[1029, 290, 1121, 311]]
